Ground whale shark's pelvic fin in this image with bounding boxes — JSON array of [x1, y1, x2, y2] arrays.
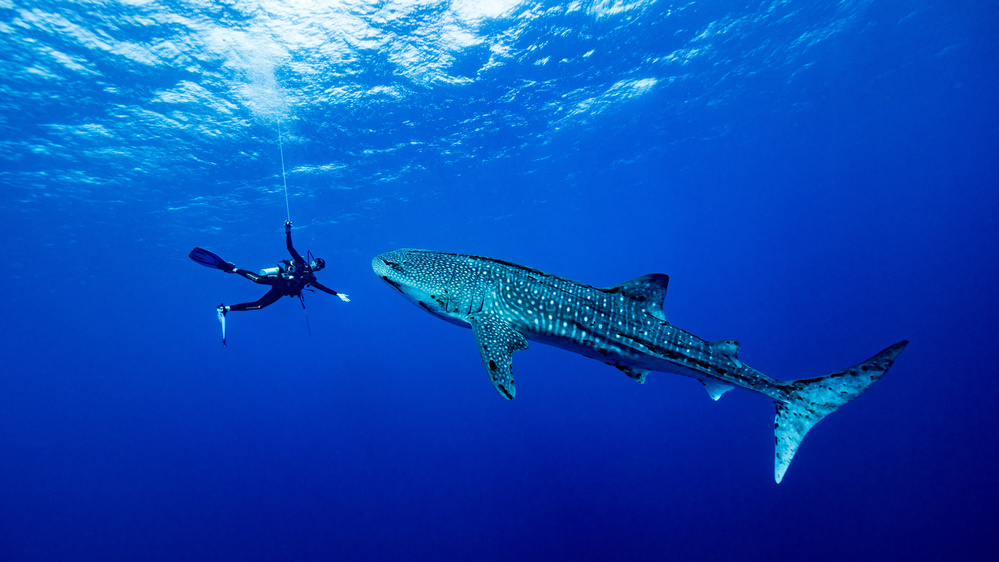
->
[[616, 365, 651, 383], [699, 377, 734, 400]]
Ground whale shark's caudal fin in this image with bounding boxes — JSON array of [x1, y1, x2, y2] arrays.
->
[[773, 340, 909, 483]]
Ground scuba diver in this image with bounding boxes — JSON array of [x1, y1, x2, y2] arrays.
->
[[189, 221, 349, 345]]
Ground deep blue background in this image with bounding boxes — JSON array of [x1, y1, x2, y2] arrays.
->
[[1, 1, 997, 560]]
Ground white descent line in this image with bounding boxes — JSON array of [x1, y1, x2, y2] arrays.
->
[[278, 119, 290, 222]]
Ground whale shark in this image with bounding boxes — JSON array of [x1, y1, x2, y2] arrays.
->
[[373, 249, 907, 482]]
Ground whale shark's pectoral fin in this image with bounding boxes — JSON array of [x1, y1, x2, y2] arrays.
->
[[468, 311, 528, 400]]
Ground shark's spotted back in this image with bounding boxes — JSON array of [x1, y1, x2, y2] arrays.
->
[[373, 249, 907, 482]]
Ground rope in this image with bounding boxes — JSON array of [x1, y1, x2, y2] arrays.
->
[[278, 119, 291, 222], [280, 119, 308, 336], [298, 292, 312, 336]]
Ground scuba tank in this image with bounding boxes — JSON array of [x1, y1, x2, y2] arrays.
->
[[259, 260, 290, 276]]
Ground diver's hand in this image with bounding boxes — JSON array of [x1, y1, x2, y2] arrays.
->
[[284, 220, 292, 233], [338, 293, 350, 303]]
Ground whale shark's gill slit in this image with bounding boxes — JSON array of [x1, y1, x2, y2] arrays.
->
[[382, 277, 406, 294]]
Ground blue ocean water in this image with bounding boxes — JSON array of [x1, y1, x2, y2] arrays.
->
[[2, 0, 997, 559]]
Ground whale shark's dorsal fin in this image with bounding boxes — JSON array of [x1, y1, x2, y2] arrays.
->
[[603, 273, 669, 321], [709, 339, 741, 363], [696, 340, 741, 399]]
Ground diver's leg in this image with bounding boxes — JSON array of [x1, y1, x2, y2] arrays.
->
[[232, 266, 278, 285], [226, 288, 283, 311]]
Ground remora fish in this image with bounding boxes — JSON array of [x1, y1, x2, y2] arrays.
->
[[373, 249, 907, 482]]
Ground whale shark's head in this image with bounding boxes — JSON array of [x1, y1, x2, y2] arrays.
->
[[373, 249, 464, 324]]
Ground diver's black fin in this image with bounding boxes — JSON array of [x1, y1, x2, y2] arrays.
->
[[189, 247, 230, 271]]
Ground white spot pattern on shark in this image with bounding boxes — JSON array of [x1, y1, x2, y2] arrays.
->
[[373, 249, 908, 483]]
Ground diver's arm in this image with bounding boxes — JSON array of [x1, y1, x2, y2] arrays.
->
[[311, 280, 338, 295], [285, 221, 305, 264], [312, 280, 350, 302]]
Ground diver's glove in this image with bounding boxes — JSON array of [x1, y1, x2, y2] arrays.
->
[[284, 220, 292, 233], [338, 293, 350, 303]]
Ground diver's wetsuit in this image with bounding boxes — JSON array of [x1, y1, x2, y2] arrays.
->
[[227, 225, 341, 312]]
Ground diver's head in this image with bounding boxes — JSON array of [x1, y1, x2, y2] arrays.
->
[[310, 257, 326, 271]]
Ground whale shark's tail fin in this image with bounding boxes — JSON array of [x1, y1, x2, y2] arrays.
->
[[773, 340, 908, 483]]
